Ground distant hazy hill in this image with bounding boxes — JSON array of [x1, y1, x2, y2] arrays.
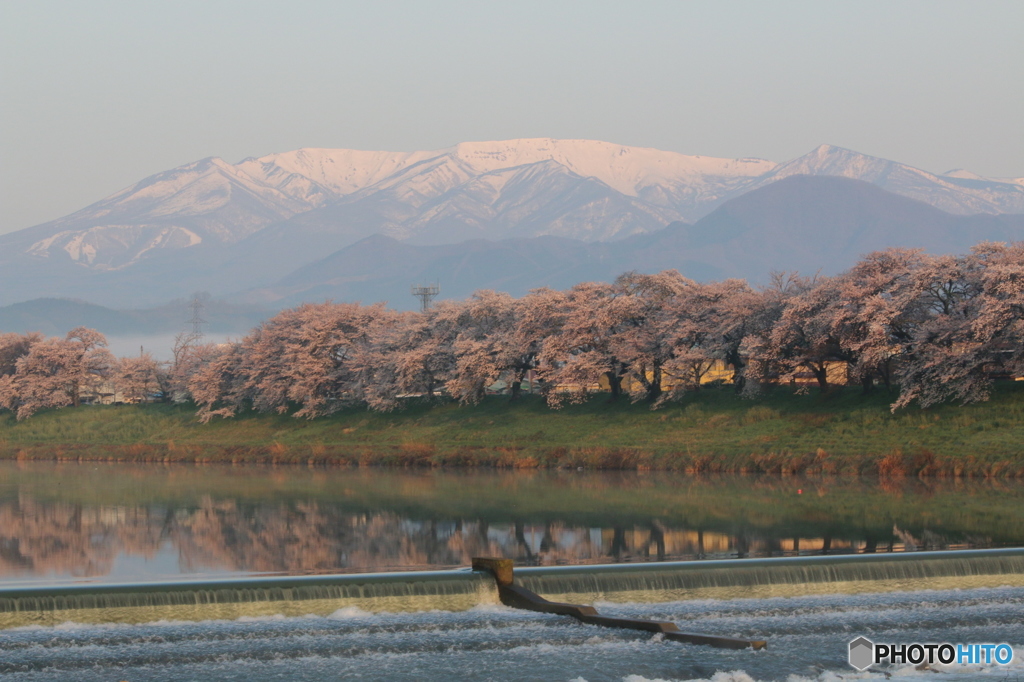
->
[[746, 144, 1024, 216], [5, 175, 1024, 334], [240, 176, 1024, 309], [0, 298, 270, 337], [0, 139, 1022, 310], [627, 175, 1024, 279], [234, 234, 623, 308]]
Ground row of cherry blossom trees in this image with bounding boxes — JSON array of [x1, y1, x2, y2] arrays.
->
[[1, 243, 1021, 421], [0, 327, 164, 419]]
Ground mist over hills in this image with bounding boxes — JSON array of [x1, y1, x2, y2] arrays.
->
[[633, 175, 1024, 279], [0, 298, 269, 338], [241, 175, 1024, 308], [1, 139, 1023, 337]]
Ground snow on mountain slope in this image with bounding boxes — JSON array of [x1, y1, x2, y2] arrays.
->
[[234, 147, 438, 198], [3, 139, 771, 272], [0, 156, 329, 271], [79, 156, 319, 227], [25, 224, 203, 268], [237, 138, 774, 201], [755, 144, 1024, 215], [344, 153, 482, 209], [3, 139, 1022, 282], [449, 138, 776, 196], [400, 158, 683, 242], [224, 158, 686, 282]]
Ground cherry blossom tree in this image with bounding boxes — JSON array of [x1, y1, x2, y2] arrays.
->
[[188, 342, 246, 422], [115, 353, 164, 403], [535, 282, 632, 406], [974, 242, 1024, 377], [357, 304, 460, 411], [821, 249, 926, 392], [0, 327, 114, 419], [659, 278, 759, 398], [749, 251, 930, 396], [0, 333, 42, 416], [610, 270, 691, 403], [229, 302, 399, 419], [893, 243, 1021, 409], [0, 332, 42, 376], [441, 290, 536, 404], [742, 272, 815, 396], [511, 287, 568, 400], [348, 309, 424, 412]]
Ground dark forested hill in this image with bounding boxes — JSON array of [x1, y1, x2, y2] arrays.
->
[[244, 175, 1024, 308]]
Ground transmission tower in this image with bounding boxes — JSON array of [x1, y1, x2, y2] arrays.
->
[[411, 283, 440, 312], [188, 292, 208, 341]]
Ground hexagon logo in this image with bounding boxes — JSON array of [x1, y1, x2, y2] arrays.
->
[[849, 636, 874, 670]]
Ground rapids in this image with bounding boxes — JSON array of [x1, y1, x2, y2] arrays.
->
[[1, 586, 1021, 681]]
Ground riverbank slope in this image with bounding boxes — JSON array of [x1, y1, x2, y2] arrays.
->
[[2, 384, 1023, 476]]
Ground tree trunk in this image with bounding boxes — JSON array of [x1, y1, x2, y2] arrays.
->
[[609, 526, 627, 559], [649, 523, 666, 561], [689, 362, 704, 390], [606, 371, 622, 401], [515, 521, 534, 562], [510, 380, 522, 401], [813, 365, 829, 393], [635, 362, 662, 402], [881, 360, 893, 391], [648, 363, 662, 402], [730, 355, 746, 393]]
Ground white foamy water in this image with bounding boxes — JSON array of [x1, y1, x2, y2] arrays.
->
[[1, 586, 1021, 681]]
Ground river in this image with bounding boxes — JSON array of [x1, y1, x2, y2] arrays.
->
[[0, 462, 1022, 680]]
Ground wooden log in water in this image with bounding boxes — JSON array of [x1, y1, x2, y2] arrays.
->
[[472, 557, 767, 651]]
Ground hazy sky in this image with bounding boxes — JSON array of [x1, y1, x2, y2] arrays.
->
[[2, 0, 1022, 233]]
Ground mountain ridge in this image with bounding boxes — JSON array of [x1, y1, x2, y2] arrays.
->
[[1, 139, 1022, 309], [237, 175, 1024, 310]]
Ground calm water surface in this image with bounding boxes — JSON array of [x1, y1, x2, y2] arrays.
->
[[2, 462, 1022, 585], [3, 463, 1024, 681]]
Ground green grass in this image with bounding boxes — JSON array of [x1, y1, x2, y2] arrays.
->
[[2, 382, 1024, 476]]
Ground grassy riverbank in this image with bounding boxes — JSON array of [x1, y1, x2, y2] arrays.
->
[[1, 383, 1024, 476]]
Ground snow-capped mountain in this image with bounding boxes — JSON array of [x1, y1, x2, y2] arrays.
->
[[1, 139, 777, 271], [1, 138, 1022, 309], [236, 176, 1024, 310], [753, 145, 1024, 216], [10, 139, 1023, 274]]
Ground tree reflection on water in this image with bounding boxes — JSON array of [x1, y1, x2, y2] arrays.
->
[[0, 462, 1021, 581]]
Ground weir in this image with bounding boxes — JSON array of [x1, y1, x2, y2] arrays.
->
[[514, 547, 1024, 604], [0, 570, 497, 629], [1, 548, 1022, 630]]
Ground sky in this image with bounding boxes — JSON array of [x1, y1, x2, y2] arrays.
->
[[2, 0, 1023, 233]]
